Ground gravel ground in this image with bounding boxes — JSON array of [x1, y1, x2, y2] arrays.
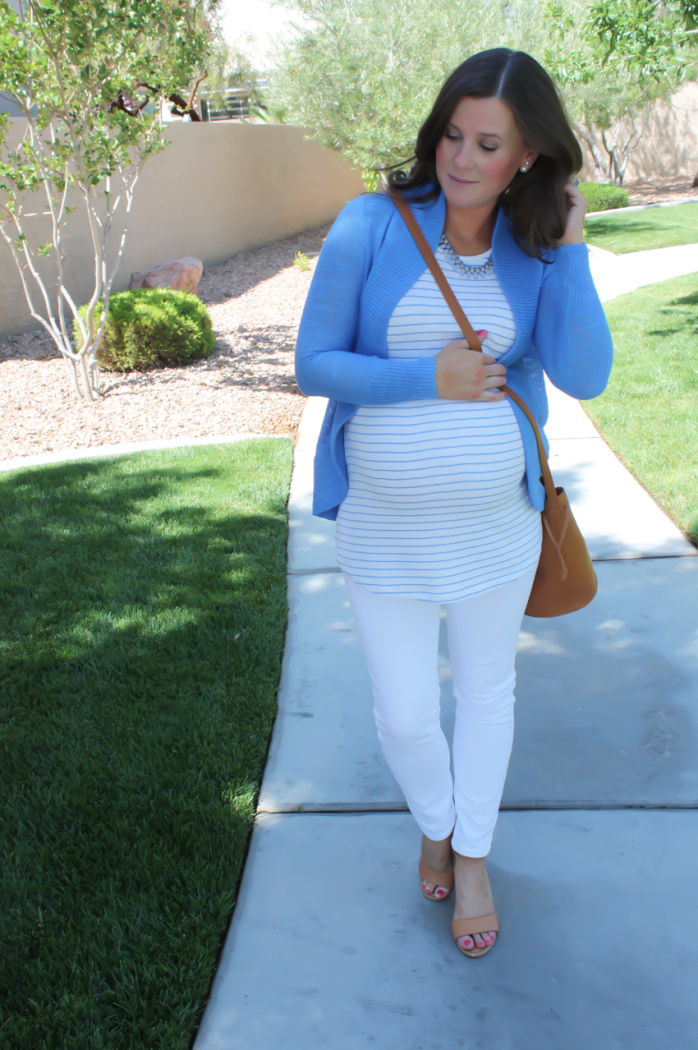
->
[[2, 175, 697, 463], [0, 225, 330, 462], [623, 173, 698, 204]]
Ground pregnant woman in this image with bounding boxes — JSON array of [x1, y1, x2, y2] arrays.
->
[[295, 47, 613, 958]]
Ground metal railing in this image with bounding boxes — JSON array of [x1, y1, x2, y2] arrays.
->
[[201, 81, 267, 121]]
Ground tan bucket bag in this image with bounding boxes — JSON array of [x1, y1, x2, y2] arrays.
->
[[392, 193, 597, 618]]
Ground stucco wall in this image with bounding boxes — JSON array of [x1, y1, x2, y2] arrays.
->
[[578, 81, 698, 182], [0, 121, 365, 337], [4, 82, 698, 338]]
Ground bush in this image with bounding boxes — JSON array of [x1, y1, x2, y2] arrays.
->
[[75, 288, 216, 372], [580, 182, 630, 213]]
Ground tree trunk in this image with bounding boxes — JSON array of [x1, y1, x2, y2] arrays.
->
[[62, 353, 81, 398]]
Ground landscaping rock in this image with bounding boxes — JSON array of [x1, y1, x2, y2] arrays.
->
[[0, 225, 328, 462], [129, 257, 204, 294]]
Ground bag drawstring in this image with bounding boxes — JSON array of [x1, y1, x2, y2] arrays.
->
[[542, 505, 570, 580]]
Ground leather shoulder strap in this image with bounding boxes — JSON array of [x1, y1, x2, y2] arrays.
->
[[391, 194, 483, 354], [390, 191, 558, 507]]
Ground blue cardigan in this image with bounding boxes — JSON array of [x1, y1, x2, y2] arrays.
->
[[295, 187, 614, 521]]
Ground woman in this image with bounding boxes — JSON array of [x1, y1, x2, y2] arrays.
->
[[295, 48, 613, 958]]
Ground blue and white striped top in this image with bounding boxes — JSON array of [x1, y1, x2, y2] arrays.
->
[[335, 243, 542, 602]]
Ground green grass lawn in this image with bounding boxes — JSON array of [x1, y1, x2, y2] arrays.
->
[[0, 438, 293, 1049], [584, 274, 698, 545], [585, 201, 698, 254]]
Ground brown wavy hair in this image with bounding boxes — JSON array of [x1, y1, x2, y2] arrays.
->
[[388, 48, 583, 261]]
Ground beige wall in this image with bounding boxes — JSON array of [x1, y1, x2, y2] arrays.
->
[[5, 83, 698, 338], [0, 121, 365, 337], [579, 81, 698, 182]]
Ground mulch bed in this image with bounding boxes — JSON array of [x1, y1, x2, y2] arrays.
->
[[0, 226, 330, 462], [2, 174, 697, 463], [623, 173, 698, 205]]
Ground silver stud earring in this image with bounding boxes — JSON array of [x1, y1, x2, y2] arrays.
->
[[520, 165, 528, 172]]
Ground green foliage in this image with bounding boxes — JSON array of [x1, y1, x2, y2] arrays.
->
[[268, 0, 695, 185], [268, 0, 520, 173], [541, 0, 687, 183], [362, 169, 381, 192], [580, 181, 629, 211], [0, 439, 293, 1048], [204, 38, 267, 115], [0, 0, 214, 193], [293, 250, 310, 271], [680, 0, 698, 29], [0, 0, 219, 398], [586, 274, 698, 544], [589, 0, 695, 82], [76, 289, 215, 372]]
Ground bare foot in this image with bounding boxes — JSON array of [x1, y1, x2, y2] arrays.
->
[[452, 851, 497, 953], [419, 833, 454, 900]]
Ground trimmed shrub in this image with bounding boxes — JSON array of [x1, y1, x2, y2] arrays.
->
[[75, 288, 216, 372], [580, 182, 630, 213]]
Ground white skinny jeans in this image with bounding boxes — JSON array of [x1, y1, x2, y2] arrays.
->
[[344, 565, 537, 858]]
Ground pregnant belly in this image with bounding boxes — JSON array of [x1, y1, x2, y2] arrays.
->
[[343, 399, 527, 512]]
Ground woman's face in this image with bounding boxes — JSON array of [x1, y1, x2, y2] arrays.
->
[[434, 95, 539, 209]]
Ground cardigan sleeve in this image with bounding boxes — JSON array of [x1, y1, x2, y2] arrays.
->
[[533, 243, 614, 400], [294, 197, 438, 404]]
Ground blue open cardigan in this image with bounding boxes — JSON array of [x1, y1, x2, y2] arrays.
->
[[295, 187, 614, 521]]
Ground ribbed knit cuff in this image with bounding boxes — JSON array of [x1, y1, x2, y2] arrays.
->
[[368, 354, 438, 402], [554, 243, 596, 316]]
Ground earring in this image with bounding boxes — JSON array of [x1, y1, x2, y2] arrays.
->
[[520, 165, 528, 172]]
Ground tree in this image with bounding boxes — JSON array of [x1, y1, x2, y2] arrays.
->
[[544, 0, 694, 184], [267, 0, 694, 188], [584, 0, 698, 182], [204, 39, 268, 117], [267, 0, 519, 180], [0, 0, 216, 400]]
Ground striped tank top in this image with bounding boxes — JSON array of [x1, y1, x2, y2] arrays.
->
[[335, 242, 542, 602]]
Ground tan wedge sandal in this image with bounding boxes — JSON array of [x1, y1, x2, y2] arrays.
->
[[452, 913, 499, 957], [418, 860, 455, 902]]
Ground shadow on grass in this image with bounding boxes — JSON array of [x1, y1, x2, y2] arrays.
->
[[584, 213, 697, 254], [585, 217, 662, 237], [668, 290, 698, 307], [644, 291, 698, 339], [0, 442, 292, 1050], [689, 517, 698, 547]]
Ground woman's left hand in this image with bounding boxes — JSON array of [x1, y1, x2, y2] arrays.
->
[[557, 178, 587, 246]]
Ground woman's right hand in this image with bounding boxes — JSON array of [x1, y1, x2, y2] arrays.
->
[[435, 331, 507, 401]]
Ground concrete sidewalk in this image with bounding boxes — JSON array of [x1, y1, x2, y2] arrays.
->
[[588, 240, 698, 303], [195, 250, 698, 1049]]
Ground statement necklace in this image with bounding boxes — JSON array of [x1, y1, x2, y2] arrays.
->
[[438, 232, 495, 280]]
